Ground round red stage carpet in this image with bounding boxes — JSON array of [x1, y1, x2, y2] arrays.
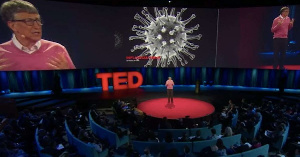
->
[[137, 97, 215, 119]]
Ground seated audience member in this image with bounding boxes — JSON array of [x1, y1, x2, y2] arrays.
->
[[179, 145, 195, 157], [87, 140, 103, 153], [264, 123, 285, 143], [200, 145, 219, 157], [125, 144, 140, 157], [40, 135, 65, 156], [216, 139, 227, 156], [140, 148, 153, 157], [245, 117, 256, 133], [209, 113, 221, 127], [0, 142, 10, 156], [223, 126, 233, 137], [0, 0, 76, 71], [246, 106, 256, 118], [164, 132, 174, 143], [166, 148, 179, 157], [182, 116, 193, 129], [220, 110, 234, 128], [251, 138, 262, 149], [232, 137, 252, 153], [77, 128, 93, 143], [261, 101, 274, 113], [178, 132, 189, 142], [133, 107, 144, 116], [159, 117, 172, 129], [135, 126, 152, 141], [190, 130, 204, 141], [207, 128, 221, 140], [227, 100, 235, 112], [108, 123, 128, 138], [240, 98, 248, 110], [286, 143, 300, 157], [90, 105, 101, 119]]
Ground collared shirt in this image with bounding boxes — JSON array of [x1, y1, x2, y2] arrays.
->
[[165, 80, 174, 89], [271, 15, 293, 39], [279, 15, 287, 19], [12, 34, 41, 54]]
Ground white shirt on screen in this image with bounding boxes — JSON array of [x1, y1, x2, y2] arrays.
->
[[12, 34, 41, 54]]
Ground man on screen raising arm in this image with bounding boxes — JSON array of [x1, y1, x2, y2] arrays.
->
[[271, 6, 294, 70], [0, 0, 75, 71], [165, 77, 174, 103]]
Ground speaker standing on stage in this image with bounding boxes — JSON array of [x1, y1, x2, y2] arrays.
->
[[165, 77, 174, 103]]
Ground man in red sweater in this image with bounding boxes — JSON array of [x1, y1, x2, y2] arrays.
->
[[0, 0, 75, 71], [165, 77, 174, 103], [271, 6, 294, 69]]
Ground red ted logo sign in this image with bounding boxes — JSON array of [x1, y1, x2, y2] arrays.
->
[[96, 71, 143, 91]]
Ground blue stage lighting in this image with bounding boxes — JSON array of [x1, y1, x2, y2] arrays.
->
[[0, 89, 10, 94]]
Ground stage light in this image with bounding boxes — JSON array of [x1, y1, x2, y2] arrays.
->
[[288, 40, 296, 53], [203, 81, 207, 86], [1, 89, 10, 94]]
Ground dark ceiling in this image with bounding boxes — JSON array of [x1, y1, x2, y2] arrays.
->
[[46, 0, 300, 8]]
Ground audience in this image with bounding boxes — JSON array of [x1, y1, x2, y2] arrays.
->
[[1, 95, 299, 157]]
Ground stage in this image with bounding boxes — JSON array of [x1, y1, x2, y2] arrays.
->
[[1, 85, 300, 118], [137, 97, 215, 119]]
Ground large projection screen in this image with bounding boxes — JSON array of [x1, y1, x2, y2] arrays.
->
[[0, 0, 299, 71]]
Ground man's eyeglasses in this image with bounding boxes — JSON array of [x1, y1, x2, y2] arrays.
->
[[12, 18, 43, 26]]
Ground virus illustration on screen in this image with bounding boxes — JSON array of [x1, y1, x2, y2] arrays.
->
[[129, 7, 202, 67]]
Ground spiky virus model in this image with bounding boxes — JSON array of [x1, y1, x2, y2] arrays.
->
[[129, 7, 202, 67]]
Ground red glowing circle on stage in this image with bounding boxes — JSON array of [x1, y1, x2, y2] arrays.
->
[[137, 97, 215, 119]]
